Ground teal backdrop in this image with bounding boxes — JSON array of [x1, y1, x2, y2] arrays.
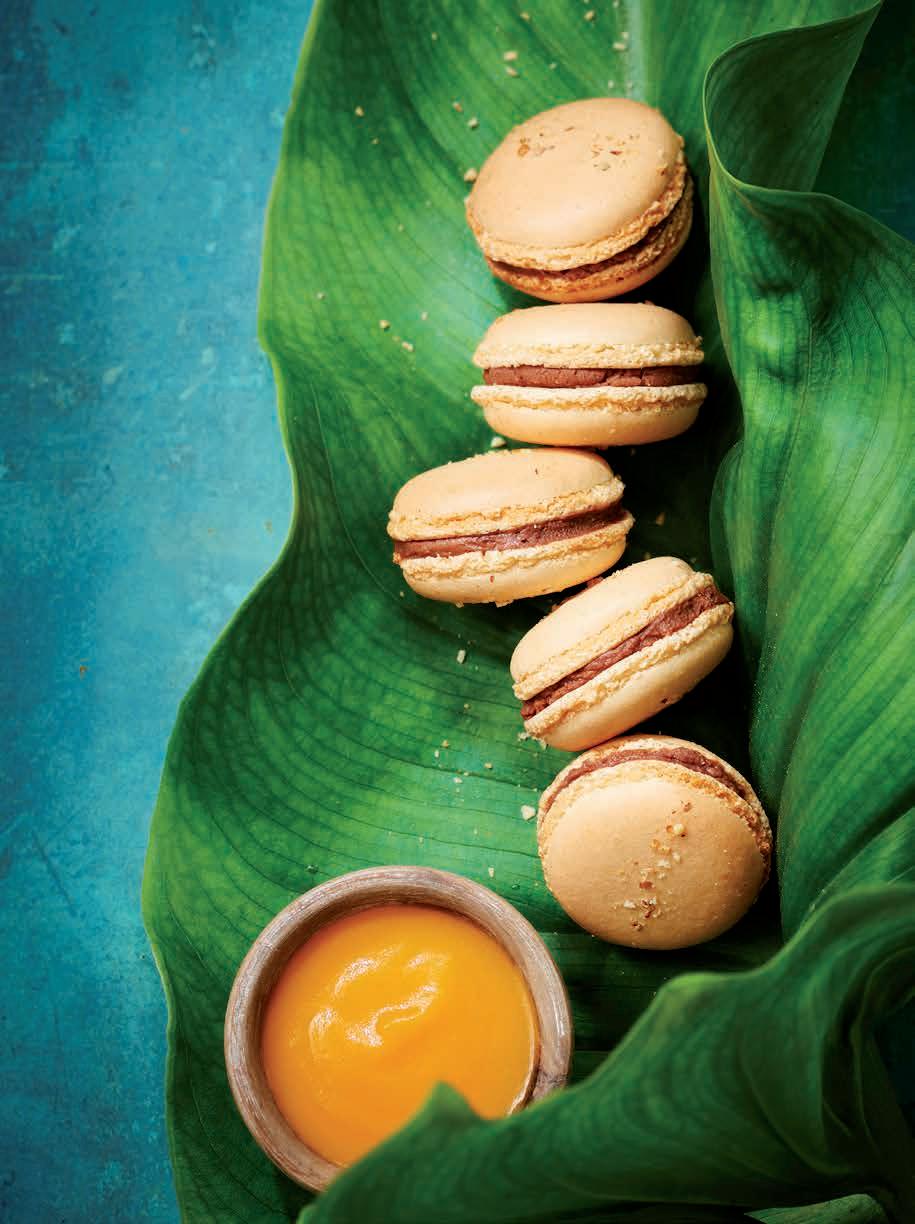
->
[[0, 1, 910, 1221]]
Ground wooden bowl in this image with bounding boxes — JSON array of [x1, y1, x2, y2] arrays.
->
[[224, 865, 573, 1193]]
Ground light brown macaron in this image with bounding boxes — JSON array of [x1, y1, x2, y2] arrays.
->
[[538, 734, 772, 949], [387, 448, 634, 605], [465, 98, 692, 303], [511, 557, 733, 750], [472, 303, 706, 447]]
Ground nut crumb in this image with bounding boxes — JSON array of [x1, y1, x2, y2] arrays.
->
[[503, 49, 519, 61], [612, 39, 626, 51], [548, 61, 557, 70], [453, 776, 462, 785], [517, 730, 530, 741], [456, 648, 466, 664], [487, 867, 495, 878], [490, 434, 506, 449], [379, 319, 390, 330], [520, 10, 531, 20], [452, 100, 463, 112], [672, 823, 686, 836], [521, 805, 536, 821], [672, 851, 682, 863], [622, 900, 636, 910], [654, 511, 666, 526], [505, 65, 519, 77], [441, 739, 450, 748], [420, 310, 428, 321], [433, 749, 440, 759], [585, 10, 596, 21], [371, 137, 379, 146], [463, 702, 470, 710], [656, 858, 671, 869], [402, 340, 414, 352], [467, 116, 479, 130], [354, 105, 364, 117], [463, 167, 478, 182], [484, 762, 493, 770], [431, 31, 438, 40]]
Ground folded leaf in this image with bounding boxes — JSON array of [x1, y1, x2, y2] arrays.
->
[[142, 2, 915, 1221]]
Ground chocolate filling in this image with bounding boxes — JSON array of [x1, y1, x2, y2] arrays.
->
[[484, 365, 698, 389], [541, 746, 751, 813], [393, 503, 627, 562], [521, 585, 729, 718]]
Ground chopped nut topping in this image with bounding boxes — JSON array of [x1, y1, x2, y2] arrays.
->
[[521, 804, 536, 821], [456, 648, 466, 664], [468, 116, 479, 129], [503, 49, 519, 61], [463, 167, 478, 182]]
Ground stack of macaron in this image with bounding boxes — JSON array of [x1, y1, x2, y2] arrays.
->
[[386, 98, 773, 950]]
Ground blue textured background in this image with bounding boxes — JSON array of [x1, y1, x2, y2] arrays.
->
[[0, 1, 910, 1221]]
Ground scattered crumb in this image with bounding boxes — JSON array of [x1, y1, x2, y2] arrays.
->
[[612, 39, 626, 50], [431, 31, 438, 40], [672, 851, 682, 863], [441, 739, 450, 748], [399, 591, 405, 598], [456, 648, 467, 664], [371, 137, 379, 145], [505, 65, 519, 77], [453, 777, 463, 785], [487, 867, 495, 878], [490, 434, 506, 449], [420, 310, 428, 321], [607, 79, 615, 89], [354, 105, 364, 117], [484, 762, 493, 770], [585, 10, 596, 21], [379, 319, 390, 330], [517, 730, 531, 742], [315, 291, 325, 300], [434, 749, 440, 759], [397, 223, 404, 232], [520, 11, 531, 20], [521, 804, 536, 821], [672, 823, 686, 836], [503, 49, 519, 61], [656, 858, 671, 869], [548, 61, 557, 70], [452, 100, 463, 113], [622, 900, 636, 910], [463, 167, 478, 183], [463, 702, 471, 710], [467, 116, 479, 130], [402, 340, 414, 352], [654, 511, 666, 526]]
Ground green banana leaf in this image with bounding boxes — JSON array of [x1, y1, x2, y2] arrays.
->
[[142, 1, 915, 1220]]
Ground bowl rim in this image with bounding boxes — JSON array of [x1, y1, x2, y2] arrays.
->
[[224, 864, 573, 1193]]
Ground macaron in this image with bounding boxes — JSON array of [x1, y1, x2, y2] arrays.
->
[[511, 557, 733, 750], [537, 734, 772, 949], [387, 448, 634, 605], [471, 303, 706, 447], [465, 98, 692, 303]]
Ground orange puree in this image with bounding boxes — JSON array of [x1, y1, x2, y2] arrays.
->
[[261, 903, 538, 1166]]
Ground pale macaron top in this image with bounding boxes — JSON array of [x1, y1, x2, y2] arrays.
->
[[511, 557, 718, 699], [473, 304, 704, 371], [537, 734, 772, 948], [466, 98, 686, 270], [387, 448, 623, 541]]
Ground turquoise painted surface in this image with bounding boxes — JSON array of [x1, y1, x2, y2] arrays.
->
[[0, 1, 909, 1221]]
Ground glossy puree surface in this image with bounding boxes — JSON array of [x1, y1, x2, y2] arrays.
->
[[260, 904, 538, 1166]]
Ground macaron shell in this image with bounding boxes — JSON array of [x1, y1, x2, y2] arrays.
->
[[388, 448, 621, 540], [474, 383, 705, 447], [539, 774, 767, 948], [466, 98, 686, 270], [397, 518, 632, 604], [488, 180, 693, 303], [512, 556, 703, 692], [526, 619, 734, 750], [472, 302, 703, 370]]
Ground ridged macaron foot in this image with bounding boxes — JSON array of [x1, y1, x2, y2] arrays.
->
[[511, 557, 733, 750], [537, 735, 772, 949], [465, 98, 692, 303], [472, 303, 706, 447], [387, 448, 634, 605]]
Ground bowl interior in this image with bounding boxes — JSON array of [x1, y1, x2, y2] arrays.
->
[[224, 865, 573, 1193]]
